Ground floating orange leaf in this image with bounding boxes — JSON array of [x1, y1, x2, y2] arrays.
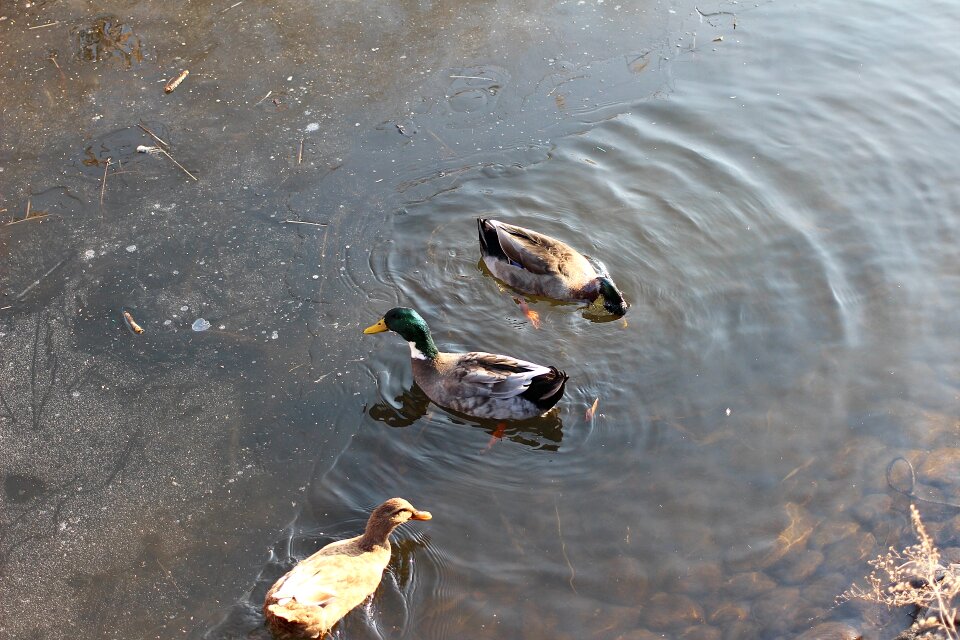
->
[[585, 397, 599, 421], [515, 297, 541, 329], [483, 422, 508, 453]]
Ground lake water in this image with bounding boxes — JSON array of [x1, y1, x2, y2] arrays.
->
[[2, 0, 960, 638]]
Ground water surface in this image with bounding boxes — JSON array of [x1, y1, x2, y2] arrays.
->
[[2, 0, 960, 639]]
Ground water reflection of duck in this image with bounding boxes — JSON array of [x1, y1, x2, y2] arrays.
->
[[367, 384, 564, 451], [263, 498, 432, 639], [478, 218, 629, 316], [364, 307, 568, 420]]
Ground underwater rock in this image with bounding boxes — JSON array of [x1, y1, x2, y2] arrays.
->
[[751, 586, 802, 635], [800, 571, 852, 604], [644, 592, 704, 630], [675, 561, 722, 596], [679, 624, 721, 640], [707, 602, 749, 625], [918, 448, 960, 488], [612, 630, 664, 640], [720, 619, 761, 640], [724, 571, 776, 598], [606, 556, 649, 606], [851, 493, 893, 526], [824, 531, 876, 567], [809, 519, 859, 550], [795, 621, 862, 640], [777, 548, 824, 584]]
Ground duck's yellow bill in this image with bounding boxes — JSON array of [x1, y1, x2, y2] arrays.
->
[[412, 510, 432, 521], [363, 318, 388, 334]]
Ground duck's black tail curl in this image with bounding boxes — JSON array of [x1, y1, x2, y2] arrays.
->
[[521, 366, 568, 412], [478, 218, 507, 261]]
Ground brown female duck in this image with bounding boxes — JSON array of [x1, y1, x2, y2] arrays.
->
[[263, 498, 432, 639]]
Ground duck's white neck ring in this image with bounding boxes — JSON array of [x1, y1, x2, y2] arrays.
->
[[408, 341, 429, 360]]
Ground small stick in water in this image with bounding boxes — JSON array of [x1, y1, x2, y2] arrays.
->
[[297, 138, 304, 164], [157, 147, 198, 181], [139, 145, 198, 181], [16, 258, 68, 300], [3, 214, 52, 227], [555, 497, 577, 594], [137, 122, 169, 147], [164, 69, 189, 93], [100, 158, 112, 209], [282, 219, 326, 227]]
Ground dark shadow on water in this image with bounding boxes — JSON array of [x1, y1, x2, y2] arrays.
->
[[366, 384, 564, 452]]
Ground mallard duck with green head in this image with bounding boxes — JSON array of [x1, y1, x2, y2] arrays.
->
[[364, 307, 568, 420], [478, 218, 629, 316]]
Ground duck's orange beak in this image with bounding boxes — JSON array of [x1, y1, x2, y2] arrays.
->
[[411, 510, 432, 521], [364, 318, 388, 334]]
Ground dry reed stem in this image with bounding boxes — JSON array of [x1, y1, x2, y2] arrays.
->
[[137, 123, 169, 147], [16, 257, 68, 300], [841, 504, 960, 639], [3, 214, 53, 227], [100, 158, 112, 209], [157, 147, 198, 181], [554, 496, 577, 594], [282, 219, 326, 227]]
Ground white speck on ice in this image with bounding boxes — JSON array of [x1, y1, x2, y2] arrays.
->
[[125, 245, 137, 252], [192, 318, 211, 332], [83, 250, 96, 260], [305, 122, 320, 132], [271, 331, 278, 340], [180, 305, 189, 312]]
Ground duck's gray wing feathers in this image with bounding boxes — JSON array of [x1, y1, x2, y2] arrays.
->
[[453, 352, 553, 399], [490, 222, 572, 276]]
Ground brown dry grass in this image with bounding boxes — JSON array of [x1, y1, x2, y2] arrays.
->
[[841, 504, 960, 639]]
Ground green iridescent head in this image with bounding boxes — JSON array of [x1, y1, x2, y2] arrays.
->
[[364, 307, 439, 358], [597, 277, 628, 316]]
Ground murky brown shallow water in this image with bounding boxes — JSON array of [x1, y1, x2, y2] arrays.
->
[[2, 0, 960, 639]]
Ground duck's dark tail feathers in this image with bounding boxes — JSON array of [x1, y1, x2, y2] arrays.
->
[[478, 218, 507, 261], [521, 366, 568, 412]]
